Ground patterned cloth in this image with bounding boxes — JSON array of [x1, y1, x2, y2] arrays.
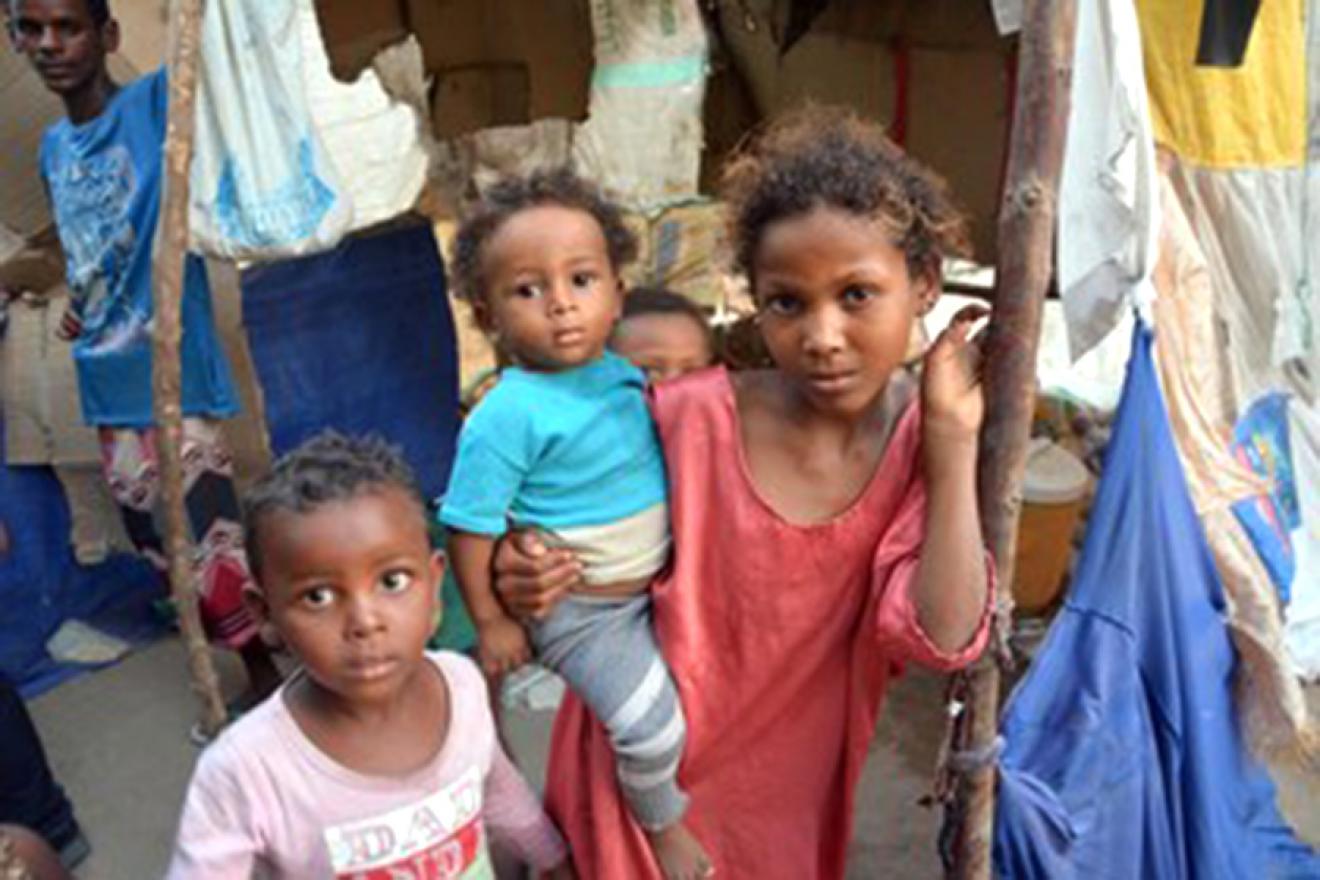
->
[[97, 418, 256, 649]]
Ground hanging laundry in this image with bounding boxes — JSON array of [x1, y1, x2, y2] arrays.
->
[[1137, 0, 1305, 170], [1057, 0, 1160, 360], [1284, 401, 1320, 679], [295, 0, 428, 235], [1151, 166, 1315, 765], [994, 327, 1320, 879], [190, 0, 352, 260], [239, 223, 459, 500]]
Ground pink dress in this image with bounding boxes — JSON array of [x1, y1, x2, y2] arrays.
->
[[545, 368, 993, 879]]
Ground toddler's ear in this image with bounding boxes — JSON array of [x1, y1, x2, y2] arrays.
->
[[471, 299, 495, 334], [613, 278, 627, 317]]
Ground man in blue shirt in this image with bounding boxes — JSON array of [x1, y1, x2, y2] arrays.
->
[[10, 0, 279, 712]]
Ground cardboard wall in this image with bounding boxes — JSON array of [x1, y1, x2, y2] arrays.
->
[[313, 0, 592, 140], [314, 0, 410, 82], [707, 0, 1011, 264], [405, 0, 593, 139], [0, 45, 64, 236]]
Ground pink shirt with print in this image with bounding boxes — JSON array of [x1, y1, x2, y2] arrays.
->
[[167, 651, 565, 879]]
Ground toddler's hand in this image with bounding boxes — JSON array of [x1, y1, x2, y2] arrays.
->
[[477, 616, 531, 678], [921, 304, 987, 444]]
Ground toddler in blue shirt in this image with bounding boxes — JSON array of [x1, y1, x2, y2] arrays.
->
[[440, 169, 710, 880]]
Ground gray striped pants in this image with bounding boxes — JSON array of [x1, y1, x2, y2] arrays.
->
[[529, 592, 689, 830]]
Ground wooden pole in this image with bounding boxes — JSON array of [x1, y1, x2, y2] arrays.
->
[[947, 0, 1077, 877], [154, 0, 227, 738]]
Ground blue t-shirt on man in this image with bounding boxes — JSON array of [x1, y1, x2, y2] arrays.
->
[[40, 69, 237, 428]]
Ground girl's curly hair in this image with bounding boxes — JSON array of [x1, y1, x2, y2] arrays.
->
[[721, 106, 971, 283], [450, 167, 638, 308]]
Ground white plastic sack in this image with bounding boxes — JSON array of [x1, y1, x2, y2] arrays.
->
[[190, 0, 352, 260], [572, 0, 708, 213], [296, 2, 428, 234]]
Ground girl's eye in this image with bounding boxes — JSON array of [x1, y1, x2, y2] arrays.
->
[[301, 587, 334, 609], [571, 271, 597, 290], [380, 570, 413, 594], [841, 286, 875, 307], [762, 294, 801, 317], [513, 283, 542, 299]]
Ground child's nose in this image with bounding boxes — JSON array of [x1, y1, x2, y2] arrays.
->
[[803, 307, 846, 355], [344, 595, 386, 638], [546, 281, 577, 315], [38, 26, 63, 52]]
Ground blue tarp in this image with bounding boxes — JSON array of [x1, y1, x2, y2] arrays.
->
[[0, 417, 165, 697], [993, 327, 1320, 879], [241, 222, 460, 499]]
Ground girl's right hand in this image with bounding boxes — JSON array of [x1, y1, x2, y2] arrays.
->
[[492, 530, 583, 621], [477, 616, 531, 678]]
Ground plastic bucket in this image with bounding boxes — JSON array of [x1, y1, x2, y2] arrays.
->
[[1013, 438, 1090, 614]]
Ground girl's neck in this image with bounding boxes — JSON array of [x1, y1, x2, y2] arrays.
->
[[783, 373, 908, 449]]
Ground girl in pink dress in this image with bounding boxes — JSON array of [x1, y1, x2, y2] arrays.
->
[[496, 108, 995, 879]]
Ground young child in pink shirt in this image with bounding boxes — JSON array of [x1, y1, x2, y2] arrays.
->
[[167, 432, 572, 879]]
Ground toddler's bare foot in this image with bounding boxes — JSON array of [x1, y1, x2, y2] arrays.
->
[[647, 822, 712, 880]]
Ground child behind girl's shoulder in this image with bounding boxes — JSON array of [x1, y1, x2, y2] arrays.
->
[[610, 286, 716, 383], [167, 431, 572, 880]]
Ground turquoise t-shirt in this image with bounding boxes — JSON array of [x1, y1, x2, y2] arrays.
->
[[440, 352, 667, 535], [40, 69, 238, 428]]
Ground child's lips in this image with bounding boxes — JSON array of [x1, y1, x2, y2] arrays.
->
[[344, 656, 398, 680], [806, 370, 858, 393], [553, 327, 586, 347]]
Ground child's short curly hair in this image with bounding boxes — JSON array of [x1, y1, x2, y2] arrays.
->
[[721, 106, 971, 283], [451, 167, 638, 307], [242, 430, 426, 580]]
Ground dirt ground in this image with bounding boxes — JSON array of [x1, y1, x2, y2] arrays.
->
[[28, 637, 952, 879], [28, 636, 1320, 879]]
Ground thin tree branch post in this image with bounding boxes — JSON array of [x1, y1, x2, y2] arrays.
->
[[948, 0, 1077, 877], [154, 0, 227, 737]]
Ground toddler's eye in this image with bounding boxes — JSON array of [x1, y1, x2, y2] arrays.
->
[[301, 587, 334, 609], [571, 271, 597, 290], [380, 570, 413, 594], [513, 283, 542, 299]]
